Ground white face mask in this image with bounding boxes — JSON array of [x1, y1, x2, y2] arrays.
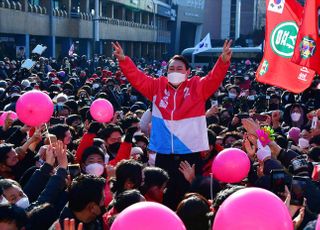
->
[[298, 138, 309, 149], [0, 196, 8, 205], [85, 163, 104, 176], [167, 72, 186, 86], [15, 197, 30, 209], [247, 95, 255, 101], [228, 92, 237, 99], [291, 112, 301, 122]]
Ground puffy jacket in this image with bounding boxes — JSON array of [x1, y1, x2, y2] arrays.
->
[[119, 56, 230, 154]]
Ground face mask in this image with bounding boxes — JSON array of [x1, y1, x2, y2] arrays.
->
[[85, 163, 104, 176], [0, 196, 8, 205], [15, 197, 30, 209], [148, 153, 156, 166], [298, 138, 309, 149], [228, 92, 237, 99], [11, 93, 20, 98], [291, 112, 301, 122], [130, 95, 138, 102], [93, 83, 100, 89], [247, 95, 255, 101], [167, 72, 186, 86], [108, 142, 121, 154]]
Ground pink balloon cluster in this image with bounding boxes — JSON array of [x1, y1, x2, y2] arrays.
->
[[90, 99, 114, 123], [111, 202, 186, 230], [16, 90, 54, 127], [213, 188, 293, 230], [0, 111, 18, 126], [211, 148, 250, 183]]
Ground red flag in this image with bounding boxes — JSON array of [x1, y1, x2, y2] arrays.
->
[[292, 0, 320, 74], [256, 0, 316, 93], [68, 43, 74, 56]]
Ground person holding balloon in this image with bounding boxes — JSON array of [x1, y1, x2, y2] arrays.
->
[[112, 40, 232, 209]]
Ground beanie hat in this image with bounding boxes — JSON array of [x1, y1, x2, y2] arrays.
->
[[287, 127, 301, 144]]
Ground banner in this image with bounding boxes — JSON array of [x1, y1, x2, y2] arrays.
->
[[256, 0, 316, 93], [193, 33, 212, 55], [292, 0, 320, 74]]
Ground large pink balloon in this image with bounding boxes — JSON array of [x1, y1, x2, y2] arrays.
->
[[16, 90, 54, 127], [212, 188, 293, 230], [111, 202, 186, 230], [316, 215, 320, 230], [90, 99, 114, 123], [0, 111, 18, 126], [211, 148, 250, 183]]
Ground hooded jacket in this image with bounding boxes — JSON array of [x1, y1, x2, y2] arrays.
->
[[119, 56, 230, 154]]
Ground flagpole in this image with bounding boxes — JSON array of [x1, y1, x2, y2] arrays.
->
[[192, 53, 195, 68]]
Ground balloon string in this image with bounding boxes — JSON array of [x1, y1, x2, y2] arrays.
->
[[45, 123, 52, 147], [210, 173, 214, 202]]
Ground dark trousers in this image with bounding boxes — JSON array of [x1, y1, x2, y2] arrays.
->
[[155, 153, 202, 210]]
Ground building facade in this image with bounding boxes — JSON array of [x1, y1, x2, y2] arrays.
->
[[0, 0, 174, 60], [169, 0, 206, 54], [203, 0, 259, 41]]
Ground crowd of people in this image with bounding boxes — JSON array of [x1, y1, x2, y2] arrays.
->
[[0, 40, 319, 230]]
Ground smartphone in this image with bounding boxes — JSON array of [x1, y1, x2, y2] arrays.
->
[[311, 116, 318, 129], [290, 176, 307, 206], [68, 164, 81, 179], [251, 114, 268, 122], [210, 100, 218, 107], [271, 169, 286, 194], [287, 140, 293, 149], [237, 113, 250, 119]]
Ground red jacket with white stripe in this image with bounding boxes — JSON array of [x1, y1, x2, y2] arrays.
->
[[119, 56, 230, 154]]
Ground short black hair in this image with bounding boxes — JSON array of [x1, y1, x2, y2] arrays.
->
[[98, 124, 123, 141], [0, 144, 14, 164], [140, 167, 169, 195], [0, 179, 21, 191], [168, 55, 190, 70], [0, 204, 28, 229], [81, 146, 105, 163], [114, 189, 143, 213], [49, 124, 69, 141], [111, 159, 143, 194], [176, 193, 211, 230], [68, 174, 106, 212]]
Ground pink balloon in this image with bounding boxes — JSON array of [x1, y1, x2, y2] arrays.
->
[[316, 215, 320, 230], [0, 111, 18, 126], [211, 148, 250, 183], [111, 202, 186, 230], [16, 90, 54, 127], [90, 99, 114, 123], [212, 188, 293, 230]]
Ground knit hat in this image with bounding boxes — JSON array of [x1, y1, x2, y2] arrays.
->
[[287, 127, 301, 144]]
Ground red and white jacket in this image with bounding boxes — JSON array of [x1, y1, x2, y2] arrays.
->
[[119, 56, 230, 154]]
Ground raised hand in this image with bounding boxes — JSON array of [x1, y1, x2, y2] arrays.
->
[[179, 161, 195, 184], [221, 40, 232, 63], [54, 218, 83, 230], [45, 145, 55, 166], [54, 141, 68, 169], [111, 41, 125, 61]]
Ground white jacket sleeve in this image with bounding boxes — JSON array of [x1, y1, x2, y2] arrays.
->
[[139, 109, 152, 136]]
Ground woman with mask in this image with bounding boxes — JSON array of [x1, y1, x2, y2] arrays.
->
[[112, 40, 232, 210], [286, 104, 307, 129]]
